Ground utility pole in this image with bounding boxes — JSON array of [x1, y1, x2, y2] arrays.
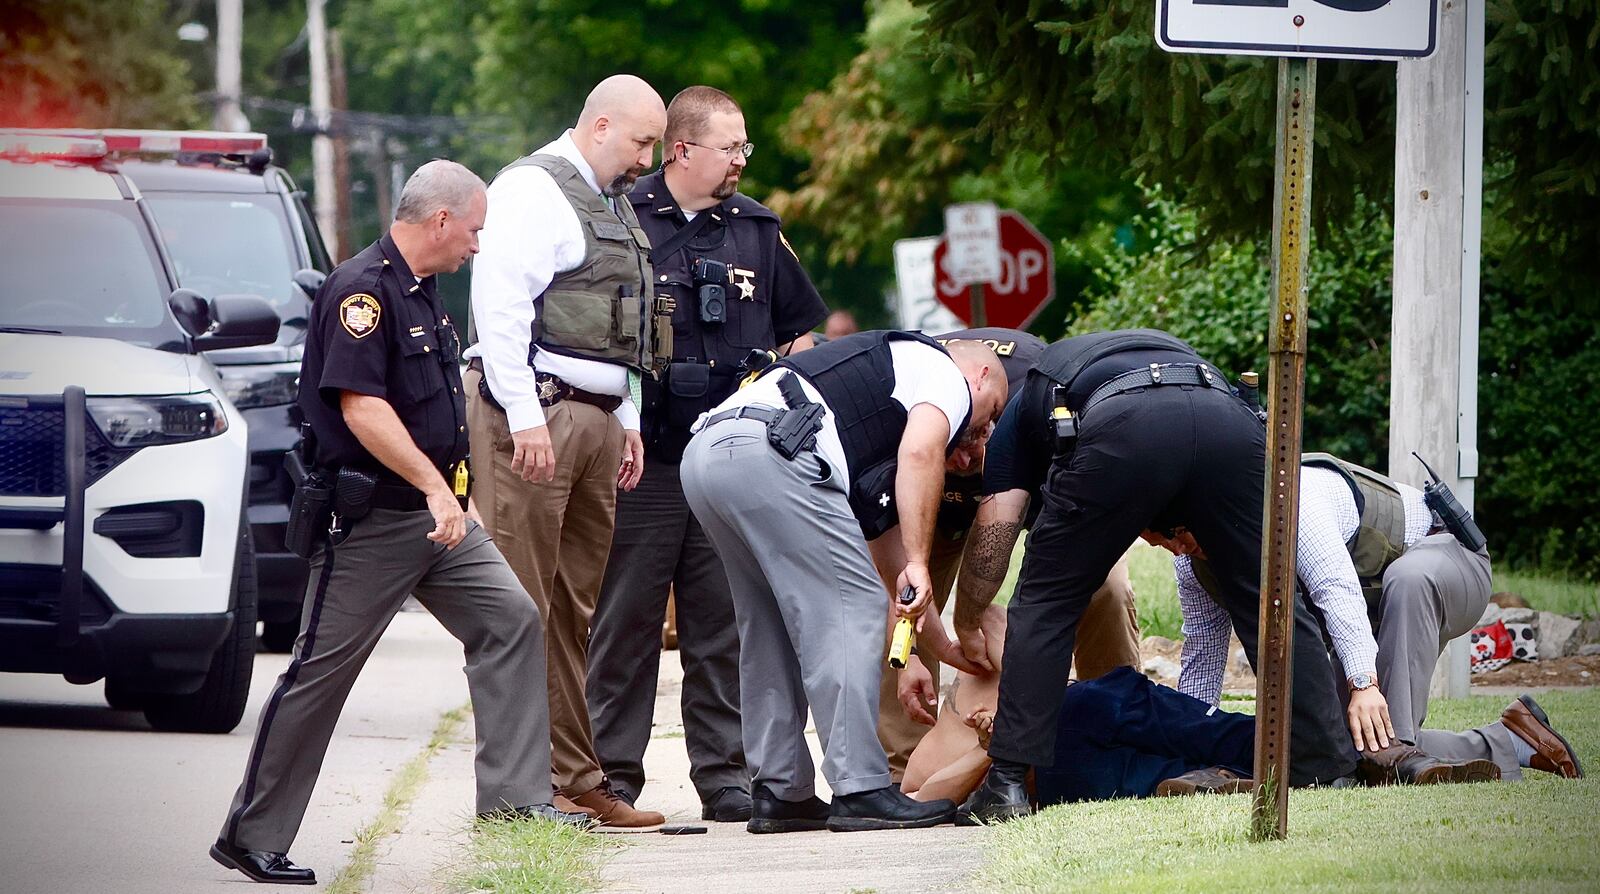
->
[[213, 0, 248, 131], [329, 28, 355, 257], [1392, 0, 1482, 699], [307, 0, 339, 260]]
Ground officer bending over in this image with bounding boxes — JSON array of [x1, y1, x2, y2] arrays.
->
[[211, 161, 588, 887], [587, 85, 828, 823], [681, 332, 1006, 832], [956, 329, 1359, 824]]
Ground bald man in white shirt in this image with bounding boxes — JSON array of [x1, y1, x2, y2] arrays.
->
[[463, 74, 668, 831]]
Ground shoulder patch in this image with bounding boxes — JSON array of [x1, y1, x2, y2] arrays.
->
[[339, 293, 382, 339]]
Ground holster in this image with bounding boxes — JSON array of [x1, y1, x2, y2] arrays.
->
[[284, 448, 333, 560], [769, 373, 824, 460], [333, 467, 377, 523]]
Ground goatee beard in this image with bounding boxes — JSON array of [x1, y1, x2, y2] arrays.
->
[[604, 167, 647, 197], [712, 177, 738, 201]]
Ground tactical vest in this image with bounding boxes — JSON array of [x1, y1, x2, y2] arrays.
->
[[933, 327, 1046, 395], [493, 154, 655, 372], [1302, 453, 1412, 603], [1031, 328, 1202, 402], [773, 331, 971, 526]]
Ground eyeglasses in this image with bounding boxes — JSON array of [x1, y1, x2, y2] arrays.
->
[[682, 140, 754, 159]]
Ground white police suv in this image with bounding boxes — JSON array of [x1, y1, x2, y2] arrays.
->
[[0, 132, 279, 732]]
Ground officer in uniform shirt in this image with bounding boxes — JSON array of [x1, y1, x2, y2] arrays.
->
[[211, 162, 587, 887], [586, 86, 828, 822], [864, 328, 1143, 781], [955, 328, 1360, 824], [680, 331, 1007, 833]]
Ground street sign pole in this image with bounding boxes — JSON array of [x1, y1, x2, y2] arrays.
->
[[970, 283, 986, 328], [1253, 56, 1316, 843]]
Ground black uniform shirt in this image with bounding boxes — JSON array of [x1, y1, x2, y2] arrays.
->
[[297, 233, 469, 478]]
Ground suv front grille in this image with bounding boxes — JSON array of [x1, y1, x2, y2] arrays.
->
[[0, 402, 137, 497], [0, 564, 114, 624]]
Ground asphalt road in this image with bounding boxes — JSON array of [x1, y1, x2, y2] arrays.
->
[[0, 612, 470, 894]]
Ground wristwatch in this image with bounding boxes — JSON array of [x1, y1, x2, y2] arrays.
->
[[1349, 673, 1376, 692]]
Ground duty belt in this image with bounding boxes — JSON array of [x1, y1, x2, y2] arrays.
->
[[1080, 362, 1224, 418], [468, 358, 624, 414], [698, 404, 785, 430]]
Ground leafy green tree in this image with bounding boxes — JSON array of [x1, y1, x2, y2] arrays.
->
[[0, 0, 200, 128]]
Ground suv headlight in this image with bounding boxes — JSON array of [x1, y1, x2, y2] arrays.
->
[[87, 393, 229, 447], [216, 362, 301, 409]]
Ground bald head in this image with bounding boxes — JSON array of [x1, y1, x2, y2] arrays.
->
[[573, 75, 666, 195], [947, 340, 1008, 437]]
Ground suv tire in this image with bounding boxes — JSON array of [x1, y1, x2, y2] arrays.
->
[[143, 516, 257, 733]]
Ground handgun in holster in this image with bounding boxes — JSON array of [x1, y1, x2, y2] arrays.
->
[[1413, 452, 1488, 552], [284, 427, 333, 559], [767, 372, 824, 460]]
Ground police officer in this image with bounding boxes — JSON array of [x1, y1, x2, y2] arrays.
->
[[680, 331, 1007, 832], [954, 328, 1360, 824], [866, 328, 1144, 780], [585, 86, 829, 822], [465, 76, 669, 830], [211, 162, 587, 886]]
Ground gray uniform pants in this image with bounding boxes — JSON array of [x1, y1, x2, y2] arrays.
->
[[682, 418, 892, 800], [1333, 533, 1510, 775], [588, 460, 747, 804], [219, 509, 552, 853]]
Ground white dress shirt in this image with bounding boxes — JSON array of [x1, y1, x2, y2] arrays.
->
[[466, 130, 640, 433], [1176, 464, 1432, 705], [700, 340, 972, 483]]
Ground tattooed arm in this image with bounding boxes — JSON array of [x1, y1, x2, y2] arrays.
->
[[950, 487, 1030, 670]]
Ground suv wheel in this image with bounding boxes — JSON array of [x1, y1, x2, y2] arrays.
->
[[143, 516, 257, 733]]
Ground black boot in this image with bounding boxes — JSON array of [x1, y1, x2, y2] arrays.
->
[[702, 786, 754, 822], [826, 785, 957, 832], [956, 758, 1033, 826], [210, 839, 316, 885], [747, 783, 831, 834]]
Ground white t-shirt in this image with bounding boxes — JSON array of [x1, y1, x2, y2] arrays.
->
[[704, 340, 971, 482]]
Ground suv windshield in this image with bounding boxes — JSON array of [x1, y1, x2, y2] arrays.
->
[[145, 193, 309, 345], [0, 198, 185, 348]]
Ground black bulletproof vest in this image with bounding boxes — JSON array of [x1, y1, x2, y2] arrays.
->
[[1031, 329, 1202, 403], [773, 330, 971, 488]]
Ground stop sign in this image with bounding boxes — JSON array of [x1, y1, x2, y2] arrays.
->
[[933, 210, 1055, 329]]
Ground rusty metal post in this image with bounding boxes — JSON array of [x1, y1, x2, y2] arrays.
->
[[1252, 56, 1315, 842]]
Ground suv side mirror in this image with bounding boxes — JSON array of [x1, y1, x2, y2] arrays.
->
[[168, 288, 213, 337], [293, 268, 327, 299], [194, 294, 281, 351]]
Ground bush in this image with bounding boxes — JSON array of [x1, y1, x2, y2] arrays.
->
[[1067, 190, 1599, 581]]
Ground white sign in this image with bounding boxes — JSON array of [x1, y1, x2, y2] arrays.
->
[[942, 201, 1001, 286], [892, 237, 963, 332], [1156, 0, 1438, 61]]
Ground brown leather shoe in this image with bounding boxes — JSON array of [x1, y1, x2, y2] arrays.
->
[[570, 779, 666, 833], [1502, 694, 1584, 778], [554, 792, 598, 818], [1358, 744, 1500, 786], [1155, 766, 1253, 796]]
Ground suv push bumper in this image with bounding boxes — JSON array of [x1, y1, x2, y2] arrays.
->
[[0, 609, 232, 692]]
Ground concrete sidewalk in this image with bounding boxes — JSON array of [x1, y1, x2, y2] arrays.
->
[[370, 649, 988, 893]]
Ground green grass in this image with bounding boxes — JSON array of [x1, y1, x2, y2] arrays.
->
[[447, 814, 616, 894], [1494, 566, 1599, 618], [325, 705, 470, 894], [973, 688, 1600, 893]]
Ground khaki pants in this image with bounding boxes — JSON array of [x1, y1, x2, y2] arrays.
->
[[467, 367, 623, 798], [876, 539, 1142, 781]]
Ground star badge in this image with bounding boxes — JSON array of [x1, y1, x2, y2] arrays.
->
[[731, 268, 757, 301]]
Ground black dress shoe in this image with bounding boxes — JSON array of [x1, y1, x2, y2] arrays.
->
[[827, 785, 957, 832], [476, 803, 597, 829], [747, 783, 831, 834], [210, 838, 316, 885], [701, 786, 754, 822], [955, 767, 1034, 826]]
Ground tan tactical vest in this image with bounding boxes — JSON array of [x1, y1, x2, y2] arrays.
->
[[495, 153, 656, 372], [1189, 454, 1412, 610]]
